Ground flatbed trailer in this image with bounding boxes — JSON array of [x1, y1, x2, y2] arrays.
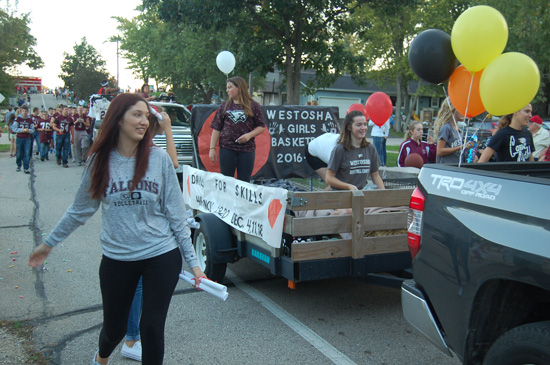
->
[[189, 169, 415, 288]]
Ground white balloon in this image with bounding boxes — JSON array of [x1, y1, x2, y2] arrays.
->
[[216, 51, 236, 74]]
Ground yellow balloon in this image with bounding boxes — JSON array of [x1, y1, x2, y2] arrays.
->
[[451, 6, 508, 72], [480, 52, 540, 116]]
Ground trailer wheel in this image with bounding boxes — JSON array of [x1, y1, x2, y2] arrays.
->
[[483, 321, 550, 365], [193, 214, 229, 282]]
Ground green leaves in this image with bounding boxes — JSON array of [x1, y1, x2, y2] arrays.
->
[[59, 38, 110, 100], [0, 7, 43, 101]]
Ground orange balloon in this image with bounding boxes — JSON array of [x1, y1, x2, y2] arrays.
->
[[448, 65, 485, 118]]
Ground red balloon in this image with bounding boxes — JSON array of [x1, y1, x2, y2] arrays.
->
[[347, 103, 368, 119], [448, 65, 485, 118], [366, 92, 393, 126]]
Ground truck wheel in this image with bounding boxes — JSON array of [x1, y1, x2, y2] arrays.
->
[[483, 321, 550, 365], [193, 215, 229, 282]]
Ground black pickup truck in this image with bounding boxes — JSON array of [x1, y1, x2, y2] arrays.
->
[[401, 162, 550, 365]]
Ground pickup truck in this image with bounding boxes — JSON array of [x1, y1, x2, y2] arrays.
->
[[401, 162, 550, 365]]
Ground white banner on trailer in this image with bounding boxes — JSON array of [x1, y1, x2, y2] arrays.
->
[[182, 165, 288, 248]]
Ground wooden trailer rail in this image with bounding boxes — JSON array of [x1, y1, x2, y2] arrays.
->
[[283, 189, 414, 261]]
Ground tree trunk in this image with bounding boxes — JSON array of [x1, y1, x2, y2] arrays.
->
[[403, 83, 410, 131], [394, 73, 403, 133], [284, 17, 302, 105], [407, 79, 423, 124]]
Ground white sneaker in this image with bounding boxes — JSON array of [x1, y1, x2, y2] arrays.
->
[[91, 350, 111, 365], [121, 341, 142, 362]]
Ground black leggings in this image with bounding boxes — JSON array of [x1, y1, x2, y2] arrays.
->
[[219, 147, 255, 182], [98, 248, 182, 365]]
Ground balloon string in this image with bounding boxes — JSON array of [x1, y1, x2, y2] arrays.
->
[[441, 85, 466, 167], [464, 72, 475, 119]]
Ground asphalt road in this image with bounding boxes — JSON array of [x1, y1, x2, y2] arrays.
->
[[0, 94, 458, 364]]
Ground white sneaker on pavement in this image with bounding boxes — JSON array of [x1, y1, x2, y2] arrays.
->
[[91, 350, 111, 365], [121, 341, 142, 362]]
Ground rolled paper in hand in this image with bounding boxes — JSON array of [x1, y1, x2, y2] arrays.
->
[[149, 105, 163, 120], [179, 271, 228, 301], [182, 270, 227, 293]]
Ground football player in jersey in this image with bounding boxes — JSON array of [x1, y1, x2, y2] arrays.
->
[[51, 105, 74, 167]]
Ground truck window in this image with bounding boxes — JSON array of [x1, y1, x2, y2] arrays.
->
[[163, 106, 190, 127]]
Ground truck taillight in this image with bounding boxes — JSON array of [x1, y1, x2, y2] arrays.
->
[[408, 187, 425, 259]]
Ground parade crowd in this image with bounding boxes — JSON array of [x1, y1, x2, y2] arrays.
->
[[5, 103, 94, 173]]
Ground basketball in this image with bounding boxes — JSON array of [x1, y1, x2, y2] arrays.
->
[[404, 153, 424, 168]]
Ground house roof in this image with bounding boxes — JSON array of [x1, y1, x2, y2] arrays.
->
[[258, 70, 421, 95], [300, 71, 419, 94]]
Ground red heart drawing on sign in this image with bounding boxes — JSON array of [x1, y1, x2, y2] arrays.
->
[[187, 176, 191, 196], [268, 199, 283, 228]]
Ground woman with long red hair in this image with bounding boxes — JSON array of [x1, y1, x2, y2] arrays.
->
[[28, 93, 205, 365]]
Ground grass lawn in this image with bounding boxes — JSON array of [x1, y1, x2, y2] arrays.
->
[[0, 144, 9, 152], [387, 145, 399, 167]]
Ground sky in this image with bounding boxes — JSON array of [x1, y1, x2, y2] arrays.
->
[[12, 0, 144, 90]]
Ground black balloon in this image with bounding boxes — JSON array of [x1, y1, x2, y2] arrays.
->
[[409, 29, 457, 84]]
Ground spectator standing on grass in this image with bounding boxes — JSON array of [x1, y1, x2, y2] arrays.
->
[[528, 115, 550, 161], [12, 105, 34, 173], [369, 118, 390, 166], [28, 93, 206, 365]]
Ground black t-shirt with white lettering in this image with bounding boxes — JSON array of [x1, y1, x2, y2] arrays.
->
[[487, 126, 534, 162]]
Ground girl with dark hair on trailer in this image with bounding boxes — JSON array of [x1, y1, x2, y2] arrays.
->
[[209, 76, 266, 182]]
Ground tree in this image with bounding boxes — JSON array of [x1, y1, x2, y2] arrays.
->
[[116, 9, 271, 104], [473, 0, 550, 115], [59, 38, 111, 100], [142, 0, 367, 105], [349, 0, 469, 132], [0, 5, 43, 101]]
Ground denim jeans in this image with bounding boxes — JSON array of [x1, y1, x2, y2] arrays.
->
[[30, 131, 40, 157], [40, 142, 50, 160], [372, 136, 387, 166], [16, 137, 31, 170], [55, 133, 71, 164], [126, 277, 143, 341]]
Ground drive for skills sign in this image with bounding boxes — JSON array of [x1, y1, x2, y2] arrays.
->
[[191, 105, 340, 179], [182, 166, 288, 248]]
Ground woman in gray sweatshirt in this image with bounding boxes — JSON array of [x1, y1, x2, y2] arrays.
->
[[28, 93, 206, 365]]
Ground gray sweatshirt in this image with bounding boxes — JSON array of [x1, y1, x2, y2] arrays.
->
[[44, 147, 198, 268]]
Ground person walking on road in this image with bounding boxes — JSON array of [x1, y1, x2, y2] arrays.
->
[[28, 93, 206, 365], [12, 105, 34, 173], [73, 105, 91, 165], [51, 105, 73, 167]]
